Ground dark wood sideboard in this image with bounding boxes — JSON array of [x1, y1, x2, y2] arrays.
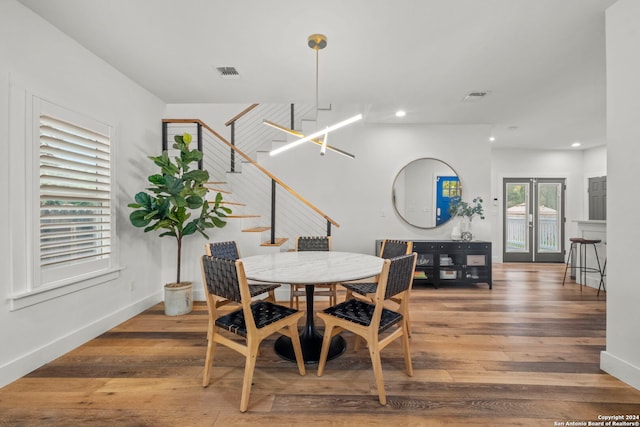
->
[[376, 240, 492, 289]]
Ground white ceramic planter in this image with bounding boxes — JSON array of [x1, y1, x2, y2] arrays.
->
[[164, 282, 193, 316]]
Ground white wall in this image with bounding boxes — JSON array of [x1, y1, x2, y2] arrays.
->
[[0, 1, 166, 387], [601, 0, 640, 391]]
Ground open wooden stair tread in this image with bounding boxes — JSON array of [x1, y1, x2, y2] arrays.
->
[[205, 186, 232, 194], [227, 214, 261, 219], [242, 226, 270, 232], [260, 237, 288, 247], [219, 201, 246, 206]]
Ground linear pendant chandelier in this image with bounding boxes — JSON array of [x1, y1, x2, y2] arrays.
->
[[265, 34, 361, 159]]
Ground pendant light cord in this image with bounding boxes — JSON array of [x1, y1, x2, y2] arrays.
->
[[315, 48, 319, 124]]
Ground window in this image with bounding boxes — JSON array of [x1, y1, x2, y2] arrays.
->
[[37, 101, 114, 288]]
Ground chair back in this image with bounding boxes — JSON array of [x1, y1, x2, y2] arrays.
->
[[205, 241, 240, 260], [380, 240, 413, 259], [296, 236, 331, 252], [379, 253, 417, 300], [201, 255, 243, 303]]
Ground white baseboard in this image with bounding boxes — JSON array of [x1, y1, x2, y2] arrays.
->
[[0, 292, 162, 388], [601, 350, 640, 391]]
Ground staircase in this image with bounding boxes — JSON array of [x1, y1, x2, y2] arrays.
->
[[162, 105, 339, 251]]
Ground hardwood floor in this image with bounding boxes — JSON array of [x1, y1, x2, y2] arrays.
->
[[1, 263, 639, 426]]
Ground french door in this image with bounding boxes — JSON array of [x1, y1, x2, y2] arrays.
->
[[503, 178, 565, 262]]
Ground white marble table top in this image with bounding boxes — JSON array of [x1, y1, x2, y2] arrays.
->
[[241, 251, 384, 284]]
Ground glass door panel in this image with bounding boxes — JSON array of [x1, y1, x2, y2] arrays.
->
[[535, 179, 564, 262], [504, 180, 532, 261]]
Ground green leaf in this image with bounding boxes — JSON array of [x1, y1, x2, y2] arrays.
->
[[148, 174, 165, 186], [183, 169, 208, 183], [182, 149, 203, 164], [134, 192, 153, 206], [157, 199, 170, 218], [130, 210, 152, 227], [217, 206, 232, 215], [211, 217, 227, 228], [183, 221, 198, 236], [170, 195, 187, 207], [163, 175, 184, 195], [143, 209, 159, 221], [185, 195, 203, 209]]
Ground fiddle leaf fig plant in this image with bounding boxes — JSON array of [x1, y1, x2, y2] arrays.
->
[[128, 132, 231, 283]]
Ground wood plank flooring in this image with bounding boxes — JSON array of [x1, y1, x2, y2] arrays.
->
[[1, 263, 639, 426]]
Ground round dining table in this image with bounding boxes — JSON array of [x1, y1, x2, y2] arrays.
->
[[241, 251, 384, 363]]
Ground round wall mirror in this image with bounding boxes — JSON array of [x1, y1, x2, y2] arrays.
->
[[392, 158, 460, 229]]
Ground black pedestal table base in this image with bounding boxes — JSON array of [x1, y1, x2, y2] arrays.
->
[[274, 284, 345, 364]]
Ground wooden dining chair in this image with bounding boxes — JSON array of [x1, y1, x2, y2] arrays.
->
[[317, 253, 417, 405], [289, 236, 337, 309], [200, 255, 305, 412], [206, 241, 280, 307], [342, 239, 414, 336]]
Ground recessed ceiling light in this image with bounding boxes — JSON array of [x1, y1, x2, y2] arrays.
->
[[489, 136, 495, 142], [395, 110, 406, 117], [571, 142, 581, 148]]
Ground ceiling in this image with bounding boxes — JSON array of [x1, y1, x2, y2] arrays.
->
[[17, 0, 616, 150]]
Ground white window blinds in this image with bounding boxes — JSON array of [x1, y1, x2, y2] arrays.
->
[[39, 114, 112, 269]]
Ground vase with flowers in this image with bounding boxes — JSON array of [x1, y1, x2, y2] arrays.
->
[[448, 196, 485, 241]]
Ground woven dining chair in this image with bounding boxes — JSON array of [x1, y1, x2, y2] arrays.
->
[[289, 236, 338, 309], [200, 255, 305, 412], [317, 252, 417, 405], [342, 239, 414, 336], [206, 241, 280, 307]]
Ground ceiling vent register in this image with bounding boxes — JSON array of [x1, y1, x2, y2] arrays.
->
[[216, 66, 240, 79]]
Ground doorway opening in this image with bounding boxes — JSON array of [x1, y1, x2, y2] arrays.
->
[[503, 178, 565, 263]]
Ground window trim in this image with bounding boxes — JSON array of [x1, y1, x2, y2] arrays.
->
[[10, 267, 123, 311], [8, 93, 120, 309]]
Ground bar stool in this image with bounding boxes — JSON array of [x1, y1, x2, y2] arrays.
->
[[563, 237, 603, 291]]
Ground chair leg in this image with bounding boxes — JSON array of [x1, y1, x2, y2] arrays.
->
[[202, 327, 217, 387], [240, 339, 259, 413], [290, 285, 297, 309], [598, 259, 607, 296], [367, 340, 386, 405], [289, 324, 306, 376], [404, 306, 412, 338], [317, 323, 335, 377], [401, 325, 413, 377]]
